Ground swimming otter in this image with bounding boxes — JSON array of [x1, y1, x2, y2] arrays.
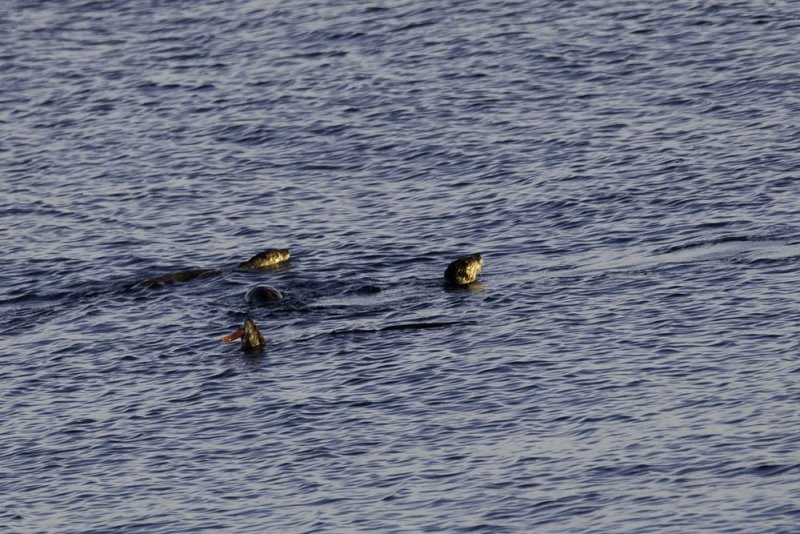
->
[[244, 284, 283, 305], [138, 248, 290, 288], [222, 317, 265, 352], [239, 249, 290, 269], [444, 254, 483, 285]]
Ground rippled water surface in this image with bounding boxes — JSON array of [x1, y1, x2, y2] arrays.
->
[[3, 1, 800, 532]]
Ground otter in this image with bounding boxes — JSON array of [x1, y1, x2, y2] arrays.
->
[[444, 254, 483, 285], [244, 284, 283, 305], [138, 248, 290, 288], [222, 317, 265, 352]]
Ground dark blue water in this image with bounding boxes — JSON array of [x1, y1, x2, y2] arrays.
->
[[3, 1, 800, 531]]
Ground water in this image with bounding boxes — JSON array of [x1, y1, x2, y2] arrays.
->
[[2, 0, 800, 531]]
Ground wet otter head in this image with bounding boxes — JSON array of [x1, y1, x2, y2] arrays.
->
[[238, 248, 290, 269], [244, 284, 283, 306], [444, 254, 483, 285], [222, 317, 266, 352]]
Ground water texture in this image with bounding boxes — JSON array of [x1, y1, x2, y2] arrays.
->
[[2, 0, 800, 532]]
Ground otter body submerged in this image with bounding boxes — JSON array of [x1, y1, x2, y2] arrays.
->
[[140, 268, 222, 288]]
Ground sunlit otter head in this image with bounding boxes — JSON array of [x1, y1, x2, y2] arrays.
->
[[444, 254, 483, 285], [238, 248, 290, 269], [222, 317, 266, 352]]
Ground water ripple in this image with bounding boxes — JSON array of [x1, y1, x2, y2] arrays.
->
[[3, 0, 800, 531]]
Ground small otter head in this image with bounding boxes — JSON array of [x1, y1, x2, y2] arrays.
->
[[238, 248, 290, 269], [222, 317, 266, 352], [444, 254, 483, 285], [244, 284, 283, 306]]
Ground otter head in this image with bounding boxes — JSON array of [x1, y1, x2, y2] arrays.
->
[[222, 317, 266, 352], [444, 254, 483, 285], [244, 284, 283, 306], [238, 248, 291, 269]]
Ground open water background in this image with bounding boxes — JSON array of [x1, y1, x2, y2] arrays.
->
[[2, 1, 800, 532]]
